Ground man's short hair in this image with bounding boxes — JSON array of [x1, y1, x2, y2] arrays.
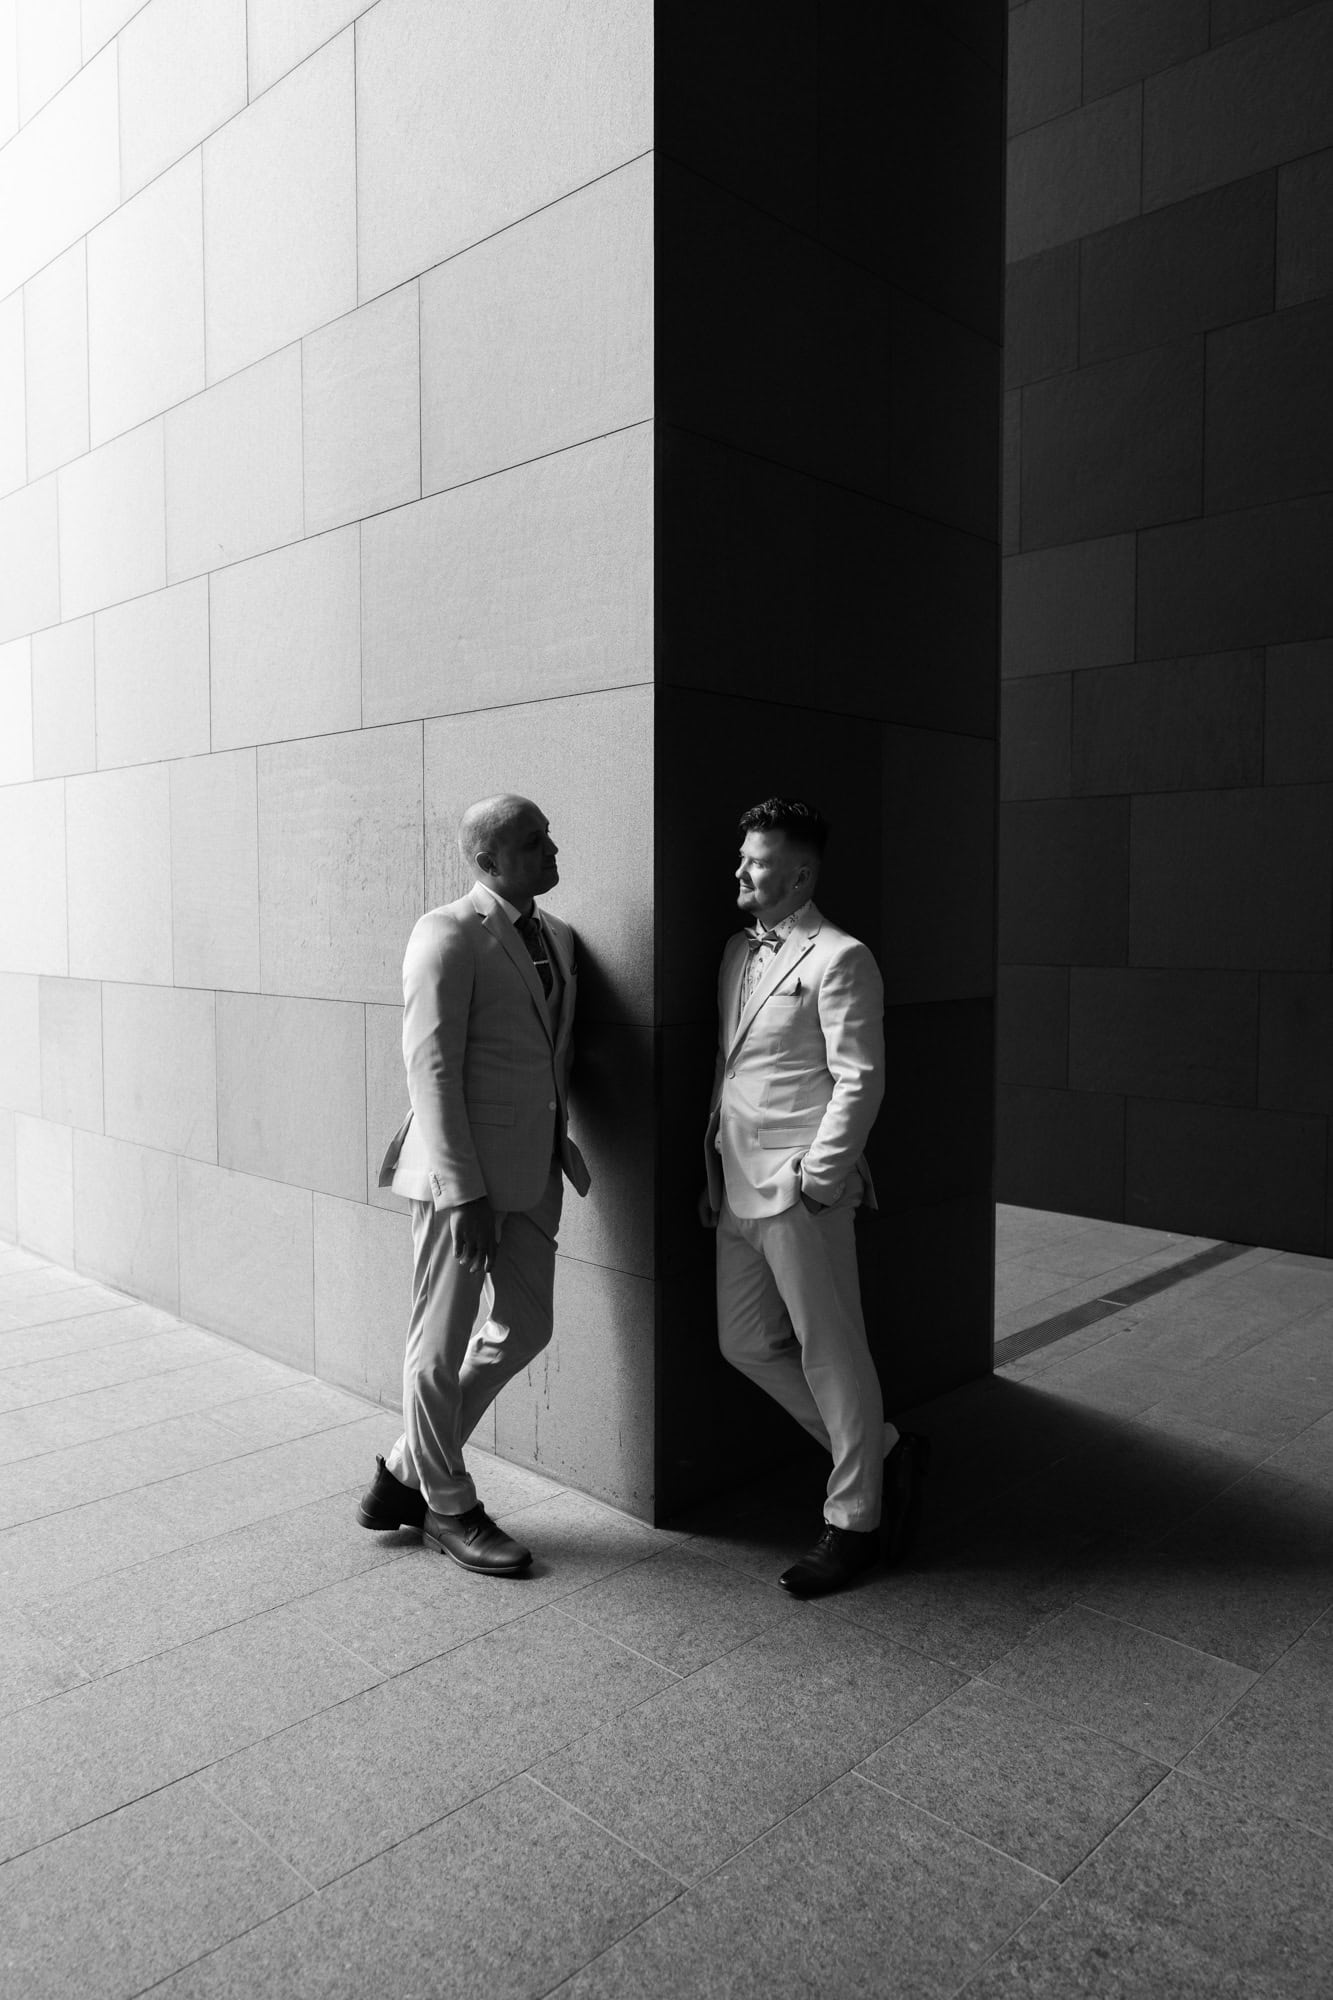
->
[[737, 797, 829, 858]]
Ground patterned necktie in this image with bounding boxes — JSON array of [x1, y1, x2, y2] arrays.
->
[[516, 910, 553, 997]]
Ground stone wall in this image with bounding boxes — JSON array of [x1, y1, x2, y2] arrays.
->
[[1000, 0, 1333, 1251]]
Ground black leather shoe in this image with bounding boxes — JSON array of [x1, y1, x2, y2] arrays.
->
[[422, 1503, 532, 1575], [356, 1455, 426, 1532], [882, 1432, 930, 1569], [779, 1523, 880, 1598]]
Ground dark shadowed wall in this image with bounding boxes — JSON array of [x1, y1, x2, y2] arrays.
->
[[1000, 0, 1333, 1252], [653, 5, 1005, 1517]]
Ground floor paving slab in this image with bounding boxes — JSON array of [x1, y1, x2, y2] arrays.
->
[[0, 1324, 232, 1413], [1182, 1611, 1333, 1837], [0, 1777, 310, 2000], [291, 1537, 549, 1676], [200, 1606, 675, 1887], [147, 1776, 679, 2000], [0, 1484, 198, 1607], [0, 1606, 89, 1720], [0, 1604, 383, 1863], [560, 1542, 802, 1675], [203, 1378, 390, 1446], [27, 1487, 408, 1675], [0, 1411, 254, 1531], [963, 1885, 1268, 1999], [140, 1411, 403, 1542], [984, 1604, 1257, 1763], [0, 1300, 186, 1368], [550, 1772, 1052, 2000], [1051, 1771, 1333, 1997], [532, 1610, 963, 1881], [858, 1678, 1168, 1881], [1077, 1469, 1333, 1671]]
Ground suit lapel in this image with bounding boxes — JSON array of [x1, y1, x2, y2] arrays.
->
[[727, 910, 821, 1058], [470, 885, 554, 1045]]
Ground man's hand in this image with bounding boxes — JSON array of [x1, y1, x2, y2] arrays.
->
[[697, 1187, 719, 1229], [451, 1196, 499, 1273], [800, 1191, 828, 1215]]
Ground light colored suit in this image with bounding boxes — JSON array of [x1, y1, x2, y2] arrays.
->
[[705, 904, 889, 1530], [379, 884, 588, 1515], [705, 905, 884, 1218]]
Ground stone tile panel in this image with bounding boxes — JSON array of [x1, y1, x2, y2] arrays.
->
[[216, 992, 366, 1199], [1002, 534, 1135, 679], [303, 283, 420, 536], [38, 974, 102, 1130], [70, 1130, 179, 1308], [119, 0, 247, 198], [169, 749, 261, 992], [257, 722, 423, 1005], [203, 30, 356, 383], [21, 239, 88, 481], [165, 345, 304, 582], [1080, 171, 1276, 363], [362, 425, 652, 728], [1000, 797, 1129, 964], [312, 1192, 409, 1401], [1006, 87, 1142, 261], [0, 972, 41, 1115], [210, 525, 361, 751], [102, 982, 216, 1159], [14, 1113, 74, 1264], [1072, 651, 1265, 794], [1129, 784, 1333, 971], [1206, 296, 1333, 513], [1259, 971, 1333, 1112], [1069, 968, 1258, 1106], [421, 156, 651, 496], [94, 578, 211, 769], [0, 45, 117, 298], [1144, 5, 1333, 209], [1021, 340, 1204, 548], [1277, 147, 1333, 307], [1006, 0, 1081, 135], [996, 1083, 1125, 1221], [1137, 493, 1333, 656], [179, 1159, 315, 1368], [1000, 674, 1071, 800], [66, 763, 173, 984], [1126, 1098, 1327, 1252], [355, 0, 652, 300], [58, 420, 167, 622], [997, 966, 1069, 1089], [0, 475, 59, 644], [1082, 0, 1210, 99], [0, 779, 67, 975], [87, 150, 205, 446], [30, 616, 95, 777]]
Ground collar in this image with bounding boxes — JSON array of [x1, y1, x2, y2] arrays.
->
[[475, 883, 536, 928], [748, 900, 812, 945]]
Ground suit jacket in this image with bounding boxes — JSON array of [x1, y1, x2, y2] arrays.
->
[[704, 904, 884, 1220], [378, 884, 590, 1214]]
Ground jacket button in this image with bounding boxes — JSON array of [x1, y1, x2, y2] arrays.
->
[[548, 1100, 557, 1111], [727, 1070, 736, 1079]]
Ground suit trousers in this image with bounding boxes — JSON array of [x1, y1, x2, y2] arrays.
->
[[716, 1185, 887, 1530], [386, 1165, 563, 1515]]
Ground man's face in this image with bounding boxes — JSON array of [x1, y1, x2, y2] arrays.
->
[[486, 803, 559, 905], [735, 829, 811, 924]]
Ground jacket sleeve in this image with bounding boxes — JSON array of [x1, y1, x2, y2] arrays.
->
[[402, 910, 486, 1209], [799, 941, 885, 1201]]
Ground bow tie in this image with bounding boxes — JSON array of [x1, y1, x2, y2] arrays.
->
[[746, 929, 783, 956]]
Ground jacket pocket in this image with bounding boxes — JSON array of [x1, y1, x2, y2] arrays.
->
[[758, 1122, 821, 1149], [467, 1101, 516, 1127]]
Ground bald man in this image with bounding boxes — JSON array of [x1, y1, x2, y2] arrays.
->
[[358, 796, 589, 1574]]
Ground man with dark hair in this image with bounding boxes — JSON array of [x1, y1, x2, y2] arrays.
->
[[358, 794, 589, 1575], [700, 797, 926, 1595]]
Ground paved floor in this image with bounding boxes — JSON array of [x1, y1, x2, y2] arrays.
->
[[2, 1207, 1331, 1999]]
